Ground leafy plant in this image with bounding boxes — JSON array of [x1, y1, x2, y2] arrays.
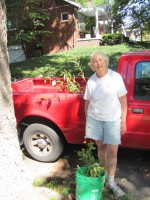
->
[[60, 60, 86, 93], [85, 17, 95, 31], [60, 70, 81, 93], [102, 33, 125, 45], [76, 141, 105, 177], [33, 177, 46, 187], [46, 179, 59, 189], [46, 179, 75, 197]]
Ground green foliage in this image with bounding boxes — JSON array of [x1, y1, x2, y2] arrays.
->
[[6, 0, 50, 48], [76, 0, 111, 6], [46, 179, 74, 197], [75, 0, 86, 6], [102, 33, 125, 45], [33, 177, 46, 187], [112, 0, 150, 40], [85, 17, 95, 31], [16, 30, 50, 44], [46, 179, 60, 189], [76, 141, 105, 177], [61, 70, 81, 93], [92, 0, 110, 6], [60, 61, 85, 93]]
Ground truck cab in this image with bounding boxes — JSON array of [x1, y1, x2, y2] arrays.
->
[[117, 50, 150, 149]]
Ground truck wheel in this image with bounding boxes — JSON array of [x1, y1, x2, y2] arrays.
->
[[23, 123, 64, 162]]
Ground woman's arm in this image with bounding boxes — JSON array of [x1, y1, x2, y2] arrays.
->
[[84, 100, 90, 117], [119, 95, 127, 134]]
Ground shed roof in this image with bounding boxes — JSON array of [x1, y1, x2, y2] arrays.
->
[[63, 1, 110, 19], [80, 5, 109, 18], [63, 0, 81, 8]]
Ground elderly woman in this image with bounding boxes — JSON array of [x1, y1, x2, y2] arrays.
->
[[84, 52, 127, 197]]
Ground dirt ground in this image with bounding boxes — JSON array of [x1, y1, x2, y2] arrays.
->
[[23, 144, 150, 200], [115, 147, 150, 200]]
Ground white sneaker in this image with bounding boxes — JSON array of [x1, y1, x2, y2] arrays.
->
[[105, 182, 125, 197]]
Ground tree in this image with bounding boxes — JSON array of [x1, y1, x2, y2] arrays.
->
[[6, 0, 50, 58], [75, 0, 110, 6], [0, 1, 44, 199], [112, 0, 150, 41], [92, 0, 113, 6], [75, 0, 86, 6]]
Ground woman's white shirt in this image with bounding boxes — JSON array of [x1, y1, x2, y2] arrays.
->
[[84, 69, 127, 121]]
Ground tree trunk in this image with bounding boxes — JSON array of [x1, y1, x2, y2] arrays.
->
[[0, 1, 43, 199]]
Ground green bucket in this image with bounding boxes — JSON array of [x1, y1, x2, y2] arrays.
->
[[76, 167, 106, 200]]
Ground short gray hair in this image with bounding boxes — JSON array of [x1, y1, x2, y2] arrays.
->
[[89, 52, 109, 71]]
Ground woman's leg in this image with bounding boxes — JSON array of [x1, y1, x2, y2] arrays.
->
[[106, 144, 118, 176], [105, 144, 124, 197], [95, 140, 107, 169]]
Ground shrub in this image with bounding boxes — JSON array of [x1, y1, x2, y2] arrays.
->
[[102, 33, 125, 45]]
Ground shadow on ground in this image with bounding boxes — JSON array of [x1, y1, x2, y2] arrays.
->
[[22, 144, 150, 200]]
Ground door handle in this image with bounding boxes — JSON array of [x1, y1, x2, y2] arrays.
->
[[132, 108, 144, 114]]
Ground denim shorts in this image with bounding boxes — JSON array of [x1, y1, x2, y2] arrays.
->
[[85, 116, 121, 145]]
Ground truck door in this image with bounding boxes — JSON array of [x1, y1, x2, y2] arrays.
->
[[122, 58, 150, 149]]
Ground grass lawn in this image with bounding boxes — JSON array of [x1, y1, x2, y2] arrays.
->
[[10, 44, 146, 80]]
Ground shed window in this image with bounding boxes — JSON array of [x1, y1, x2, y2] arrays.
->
[[61, 13, 68, 21]]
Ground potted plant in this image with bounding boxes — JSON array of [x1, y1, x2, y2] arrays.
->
[[75, 141, 106, 200]]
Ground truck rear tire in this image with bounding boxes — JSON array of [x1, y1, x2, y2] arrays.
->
[[23, 123, 64, 162]]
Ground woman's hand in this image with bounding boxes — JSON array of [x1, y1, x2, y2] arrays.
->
[[119, 95, 127, 135], [121, 123, 126, 135]]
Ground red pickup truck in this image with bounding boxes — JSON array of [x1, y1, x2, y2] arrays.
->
[[12, 50, 150, 162]]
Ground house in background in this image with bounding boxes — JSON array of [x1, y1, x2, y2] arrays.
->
[[122, 25, 141, 41], [43, 0, 111, 54], [43, 0, 80, 54]]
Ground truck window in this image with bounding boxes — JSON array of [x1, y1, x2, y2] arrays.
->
[[134, 61, 150, 100]]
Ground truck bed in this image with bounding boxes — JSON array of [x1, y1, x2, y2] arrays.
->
[[12, 77, 86, 93]]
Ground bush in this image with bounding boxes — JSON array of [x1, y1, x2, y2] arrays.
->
[[124, 36, 129, 43], [102, 33, 125, 45]]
